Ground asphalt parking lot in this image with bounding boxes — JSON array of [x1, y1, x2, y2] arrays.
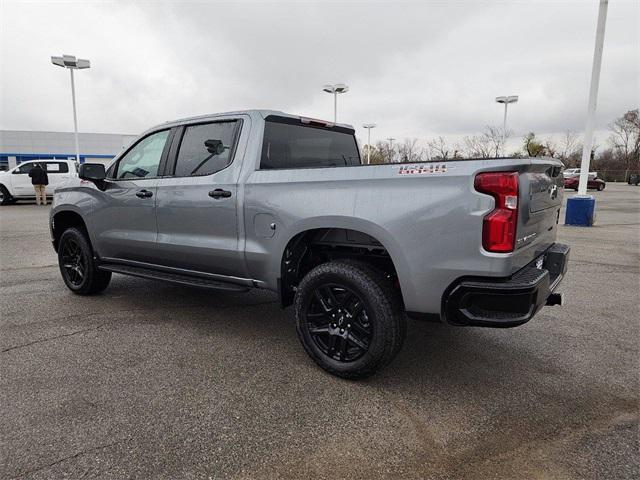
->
[[1, 183, 638, 480]]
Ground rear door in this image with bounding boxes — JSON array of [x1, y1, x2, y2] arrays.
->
[[89, 129, 172, 263], [43, 161, 73, 194], [154, 119, 244, 277]]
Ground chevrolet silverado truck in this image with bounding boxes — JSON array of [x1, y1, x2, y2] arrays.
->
[[50, 110, 569, 379]]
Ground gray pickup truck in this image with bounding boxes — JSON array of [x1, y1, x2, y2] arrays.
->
[[50, 110, 569, 378]]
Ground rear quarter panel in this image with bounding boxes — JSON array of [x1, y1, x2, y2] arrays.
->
[[243, 158, 562, 314]]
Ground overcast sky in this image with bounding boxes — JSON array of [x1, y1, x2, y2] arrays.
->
[[1, 0, 638, 148]]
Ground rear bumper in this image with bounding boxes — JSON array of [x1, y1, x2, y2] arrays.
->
[[444, 243, 570, 328]]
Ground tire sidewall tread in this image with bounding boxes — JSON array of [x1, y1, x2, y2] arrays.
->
[[58, 227, 111, 295], [294, 260, 405, 379]]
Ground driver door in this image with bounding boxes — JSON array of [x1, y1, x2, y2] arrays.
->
[[10, 162, 36, 196], [89, 128, 173, 264]]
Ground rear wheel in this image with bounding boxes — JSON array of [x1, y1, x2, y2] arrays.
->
[[58, 228, 111, 295], [294, 260, 405, 379]]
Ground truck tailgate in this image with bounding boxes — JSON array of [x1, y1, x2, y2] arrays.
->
[[514, 159, 564, 261]]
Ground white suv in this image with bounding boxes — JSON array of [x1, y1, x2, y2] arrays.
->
[[0, 159, 78, 205]]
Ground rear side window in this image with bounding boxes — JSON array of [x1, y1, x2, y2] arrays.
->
[[260, 120, 361, 169], [45, 162, 69, 173], [173, 121, 239, 177]]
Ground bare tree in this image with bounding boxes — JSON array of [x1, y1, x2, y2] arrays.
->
[[375, 140, 397, 163], [558, 130, 580, 161], [365, 143, 386, 164], [544, 139, 558, 158], [608, 109, 640, 179], [463, 131, 495, 158], [427, 136, 450, 160], [398, 138, 424, 163], [484, 126, 506, 157], [461, 126, 505, 158]]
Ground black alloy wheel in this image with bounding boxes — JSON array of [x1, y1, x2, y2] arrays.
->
[[57, 227, 111, 295], [294, 260, 405, 379], [61, 237, 86, 286], [305, 283, 373, 362]]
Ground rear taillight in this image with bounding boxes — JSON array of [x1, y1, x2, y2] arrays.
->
[[474, 172, 519, 253]]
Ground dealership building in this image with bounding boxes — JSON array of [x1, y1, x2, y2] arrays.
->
[[0, 130, 138, 170]]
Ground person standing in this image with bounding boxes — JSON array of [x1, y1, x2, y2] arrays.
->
[[28, 163, 49, 206]]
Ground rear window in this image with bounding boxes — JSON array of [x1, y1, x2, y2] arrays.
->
[[260, 119, 360, 170]]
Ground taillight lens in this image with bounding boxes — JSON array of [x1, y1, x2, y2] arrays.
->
[[474, 172, 519, 253]]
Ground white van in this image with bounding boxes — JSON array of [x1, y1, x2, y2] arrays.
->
[[0, 159, 78, 205]]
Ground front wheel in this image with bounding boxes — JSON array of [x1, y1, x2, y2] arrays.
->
[[294, 261, 405, 379], [0, 185, 14, 205], [58, 228, 112, 295], [597, 184, 604, 191]]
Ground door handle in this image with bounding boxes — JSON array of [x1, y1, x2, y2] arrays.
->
[[208, 189, 232, 199], [135, 189, 153, 198]]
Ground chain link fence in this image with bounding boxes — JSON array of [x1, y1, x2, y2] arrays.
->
[[593, 169, 640, 182]]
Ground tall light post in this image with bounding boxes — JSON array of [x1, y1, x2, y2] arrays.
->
[[387, 137, 396, 163], [51, 54, 91, 164], [495, 95, 518, 156], [362, 123, 377, 164], [565, 0, 609, 227], [577, 0, 608, 196], [322, 83, 349, 123]]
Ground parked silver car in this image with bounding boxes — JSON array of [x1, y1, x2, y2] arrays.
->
[[50, 110, 569, 378]]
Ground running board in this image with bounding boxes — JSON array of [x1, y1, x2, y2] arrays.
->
[[98, 264, 249, 292]]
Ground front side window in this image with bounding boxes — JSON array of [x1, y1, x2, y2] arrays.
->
[[173, 121, 239, 177], [114, 130, 169, 179], [16, 163, 35, 174], [260, 120, 361, 169]]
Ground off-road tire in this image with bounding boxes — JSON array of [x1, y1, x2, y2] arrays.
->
[[58, 228, 112, 295], [294, 260, 405, 379]]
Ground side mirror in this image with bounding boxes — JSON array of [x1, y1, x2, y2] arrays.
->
[[78, 163, 106, 182]]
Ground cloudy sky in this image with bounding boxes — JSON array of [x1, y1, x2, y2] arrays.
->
[[1, 0, 638, 149]]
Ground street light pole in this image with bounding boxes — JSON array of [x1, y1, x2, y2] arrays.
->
[[69, 68, 80, 165], [387, 137, 395, 163], [577, 0, 608, 196], [362, 123, 377, 164], [495, 95, 518, 156], [322, 83, 349, 123], [51, 54, 91, 164]]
